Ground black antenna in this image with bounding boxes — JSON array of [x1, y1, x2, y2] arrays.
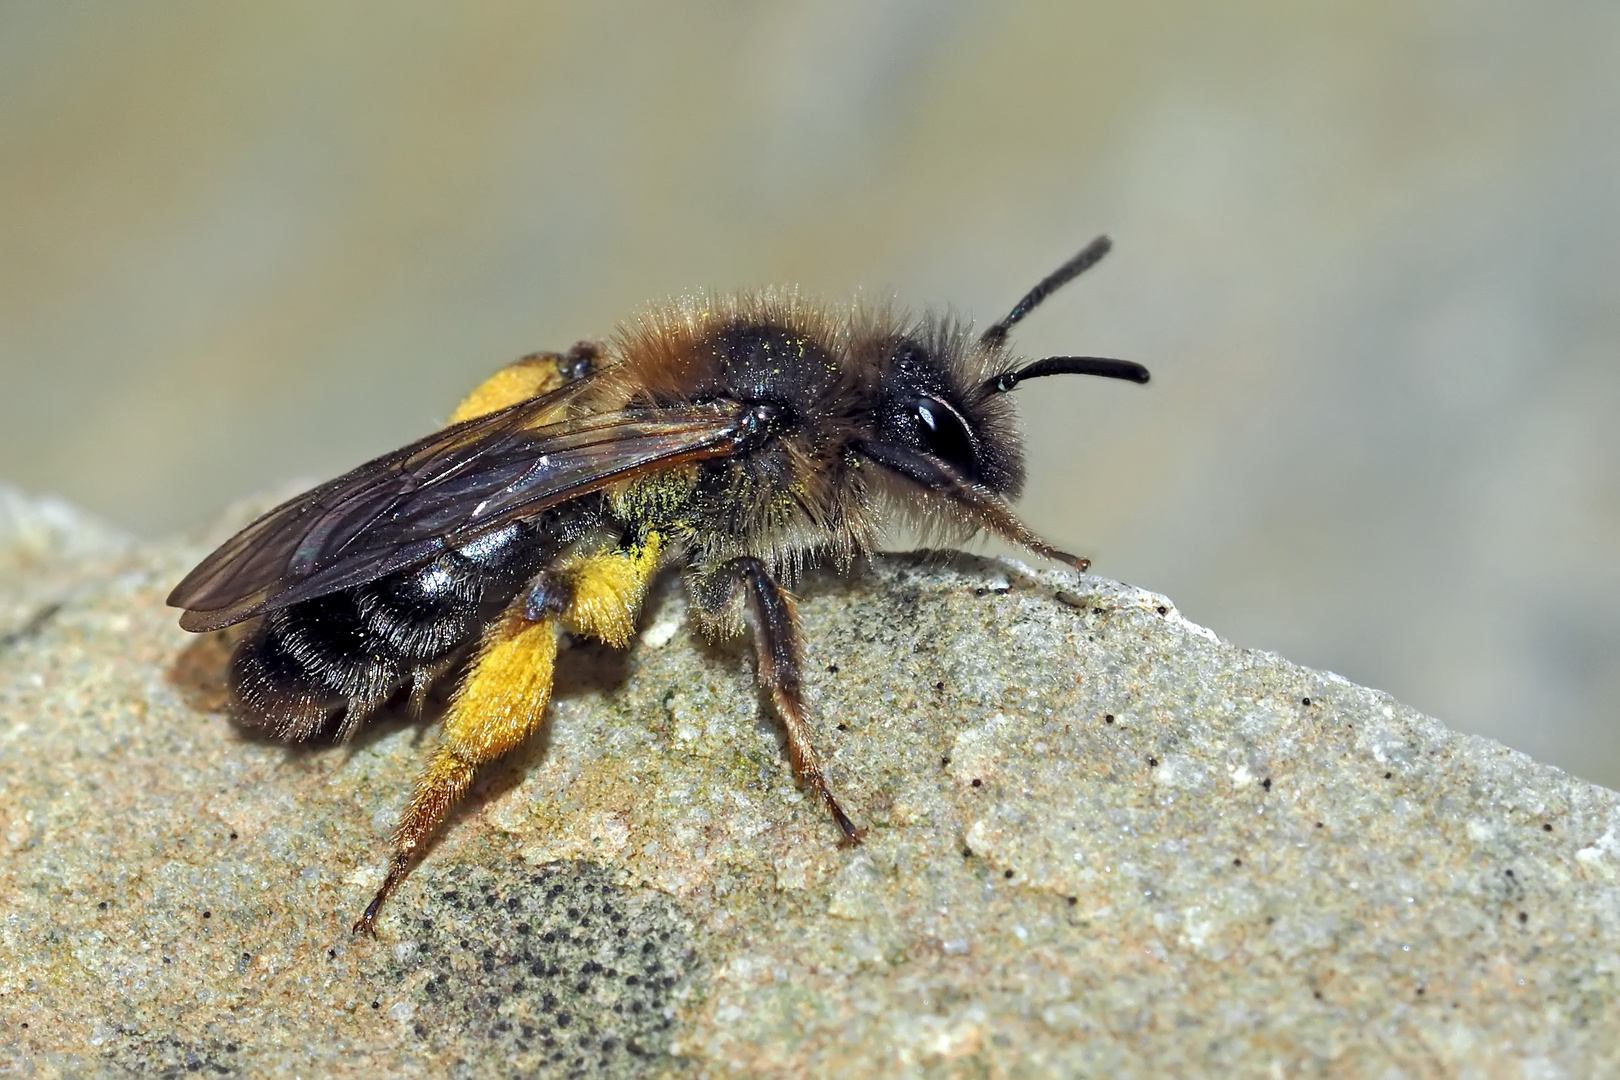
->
[[990, 356, 1150, 394], [979, 235, 1113, 350]]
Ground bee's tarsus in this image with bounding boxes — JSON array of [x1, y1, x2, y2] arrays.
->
[[354, 858, 409, 936], [824, 791, 863, 844], [1046, 550, 1091, 573]]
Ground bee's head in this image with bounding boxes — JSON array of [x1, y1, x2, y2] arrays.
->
[[613, 237, 1147, 572], [855, 236, 1149, 569]]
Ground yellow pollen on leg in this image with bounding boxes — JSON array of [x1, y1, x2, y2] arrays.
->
[[561, 535, 664, 649], [448, 355, 571, 424], [389, 614, 558, 861], [441, 615, 559, 754]]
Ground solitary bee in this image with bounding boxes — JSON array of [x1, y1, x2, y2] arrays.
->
[[169, 237, 1149, 935]]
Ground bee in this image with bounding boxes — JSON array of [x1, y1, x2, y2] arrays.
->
[[169, 236, 1149, 935]]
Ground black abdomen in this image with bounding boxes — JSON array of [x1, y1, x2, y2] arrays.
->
[[230, 507, 594, 741]]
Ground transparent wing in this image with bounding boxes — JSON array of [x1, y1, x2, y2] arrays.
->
[[169, 391, 753, 631]]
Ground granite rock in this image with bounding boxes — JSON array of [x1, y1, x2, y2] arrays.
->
[[2, 485, 1618, 1077]]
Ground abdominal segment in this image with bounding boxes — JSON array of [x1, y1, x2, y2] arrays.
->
[[225, 348, 607, 743], [227, 515, 574, 742]]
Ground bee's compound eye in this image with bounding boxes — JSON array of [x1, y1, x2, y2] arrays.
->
[[912, 397, 976, 472]]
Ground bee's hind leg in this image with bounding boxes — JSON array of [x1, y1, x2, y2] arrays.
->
[[446, 341, 602, 424], [693, 558, 862, 844], [353, 535, 664, 935], [354, 611, 558, 935]]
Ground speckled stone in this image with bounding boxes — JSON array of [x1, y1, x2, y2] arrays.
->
[[2, 486, 1618, 1077]]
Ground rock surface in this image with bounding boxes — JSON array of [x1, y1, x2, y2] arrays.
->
[[2, 485, 1619, 1076]]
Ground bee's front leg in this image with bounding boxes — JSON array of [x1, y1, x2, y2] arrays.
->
[[691, 558, 861, 844]]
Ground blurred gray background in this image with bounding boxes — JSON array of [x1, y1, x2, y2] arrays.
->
[[3, 3, 1617, 784]]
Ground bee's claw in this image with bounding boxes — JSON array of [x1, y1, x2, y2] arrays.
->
[[352, 895, 384, 937], [822, 787, 863, 845]]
